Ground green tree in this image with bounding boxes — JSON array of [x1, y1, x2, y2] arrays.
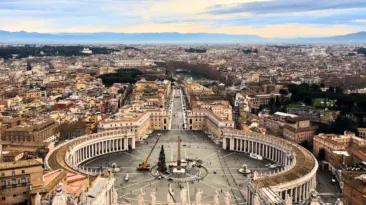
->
[[279, 89, 288, 96], [335, 86, 343, 94], [310, 84, 321, 92], [268, 97, 275, 114], [318, 148, 326, 161], [157, 145, 167, 173], [328, 116, 358, 135], [304, 96, 313, 106], [275, 96, 281, 108], [300, 140, 312, 151], [328, 86, 335, 93]]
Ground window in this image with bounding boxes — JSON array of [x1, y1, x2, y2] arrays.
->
[[1, 180, 6, 189], [21, 177, 26, 185], [23, 192, 27, 195], [1, 197, 5, 200], [12, 171, 15, 176], [12, 178, 17, 187], [1, 173, 4, 177], [13, 194, 16, 198]]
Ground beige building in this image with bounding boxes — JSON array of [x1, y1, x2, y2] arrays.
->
[[98, 79, 171, 141], [184, 81, 234, 140], [0, 158, 43, 205], [282, 116, 317, 144], [2, 118, 60, 143], [242, 93, 281, 112], [313, 131, 366, 160]]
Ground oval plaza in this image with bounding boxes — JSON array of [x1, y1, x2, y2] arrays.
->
[[46, 80, 319, 205]]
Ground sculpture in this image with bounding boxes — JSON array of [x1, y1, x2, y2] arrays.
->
[[180, 188, 187, 205], [137, 189, 145, 205], [167, 193, 174, 205], [285, 194, 292, 205], [113, 191, 118, 205], [150, 190, 157, 205], [79, 190, 87, 205], [35, 192, 41, 205], [195, 189, 203, 205], [213, 190, 220, 205], [67, 195, 78, 205], [224, 192, 231, 205]]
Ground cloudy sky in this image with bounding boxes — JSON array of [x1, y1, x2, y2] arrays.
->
[[1, 0, 365, 37]]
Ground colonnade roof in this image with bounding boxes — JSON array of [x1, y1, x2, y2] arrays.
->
[[223, 128, 316, 188]]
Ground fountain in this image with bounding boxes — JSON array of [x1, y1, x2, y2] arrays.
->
[[238, 164, 251, 175], [111, 163, 120, 173]]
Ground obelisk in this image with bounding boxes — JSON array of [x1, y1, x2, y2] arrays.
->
[[177, 135, 181, 168]]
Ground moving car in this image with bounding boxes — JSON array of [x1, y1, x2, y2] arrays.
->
[[125, 174, 129, 181]]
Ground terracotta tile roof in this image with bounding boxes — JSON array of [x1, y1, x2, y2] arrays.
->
[[29, 169, 67, 194]]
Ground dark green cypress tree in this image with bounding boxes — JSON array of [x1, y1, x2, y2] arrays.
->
[[157, 145, 167, 173]]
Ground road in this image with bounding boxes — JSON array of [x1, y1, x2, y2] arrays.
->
[[171, 89, 185, 130]]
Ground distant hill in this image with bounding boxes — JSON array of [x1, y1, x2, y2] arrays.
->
[[0, 30, 263, 44], [0, 30, 365, 44]]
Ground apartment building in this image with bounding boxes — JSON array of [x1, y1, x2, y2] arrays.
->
[[0, 158, 43, 205]]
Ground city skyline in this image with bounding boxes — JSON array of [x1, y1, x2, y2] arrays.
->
[[1, 0, 366, 38]]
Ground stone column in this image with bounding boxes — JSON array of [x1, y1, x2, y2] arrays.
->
[[124, 137, 128, 150], [132, 137, 136, 149], [114, 139, 116, 151], [294, 187, 298, 203], [229, 138, 234, 150], [82, 147, 84, 161], [265, 145, 268, 158], [244, 140, 247, 152], [299, 184, 303, 202]]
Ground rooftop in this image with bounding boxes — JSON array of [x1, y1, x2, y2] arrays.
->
[[0, 158, 43, 170]]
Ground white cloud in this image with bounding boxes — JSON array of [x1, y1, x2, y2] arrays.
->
[[352, 19, 366, 23]]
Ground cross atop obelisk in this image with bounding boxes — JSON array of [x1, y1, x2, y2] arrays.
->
[[177, 135, 181, 168]]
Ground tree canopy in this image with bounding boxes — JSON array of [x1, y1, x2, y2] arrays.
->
[[99, 68, 143, 86], [0, 45, 117, 60]]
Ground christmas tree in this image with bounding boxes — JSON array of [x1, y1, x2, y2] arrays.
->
[[157, 145, 167, 173]]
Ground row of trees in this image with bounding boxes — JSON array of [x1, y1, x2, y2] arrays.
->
[[242, 48, 258, 54], [289, 83, 366, 111], [99, 68, 143, 87], [165, 61, 227, 83], [356, 47, 366, 55], [0, 45, 117, 60], [185, 48, 207, 53]]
